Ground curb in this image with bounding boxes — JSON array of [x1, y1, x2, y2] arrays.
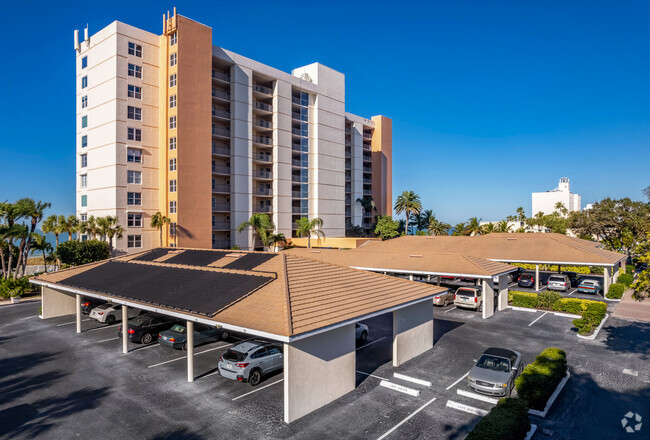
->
[[528, 371, 570, 418], [577, 314, 609, 340], [0, 296, 42, 307], [509, 306, 538, 313], [508, 306, 580, 319], [524, 424, 538, 440]]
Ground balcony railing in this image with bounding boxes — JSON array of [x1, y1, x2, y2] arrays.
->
[[212, 203, 231, 211], [212, 184, 230, 193], [345, 150, 351, 158], [292, 96, 308, 106], [212, 146, 230, 156], [254, 101, 272, 112], [292, 159, 307, 168], [362, 222, 372, 229], [363, 166, 372, 173], [345, 209, 351, 216], [292, 175, 307, 183], [292, 112, 307, 121], [292, 191, 306, 199], [253, 84, 273, 95], [363, 133, 372, 139], [254, 205, 272, 213], [363, 211, 372, 218], [212, 109, 231, 119], [253, 135, 272, 145], [345, 174, 351, 182], [345, 197, 351, 204], [292, 143, 307, 152], [212, 165, 231, 175], [254, 119, 272, 129], [212, 90, 230, 101], [363, 189, 372, 195], [212, 127, 231, 138], [254, 170, 272, 179], [213, 239, 231, 249], [363, 155, 372, 162], [212, 71, 230, 82], [345, 161, 351, 169], [363, 144, 371, 151], [253, 153, 272, 163], [255, 188, 273, 196], [292, 128, 302, 136], [291, 207, 306, 214], [363, 178, 372, 184], [212, 222, 230, 230]]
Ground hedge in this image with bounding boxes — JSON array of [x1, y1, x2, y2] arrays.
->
[[515, 347, 567, 411], [0, 277, 31, 298], [573, 302, 607, 335], [537, 291, 561, 309], [511, 263, 592, 274], [618, 273, 634, 287], [57, 240, 111, 266], [552, 298, 605, 315], [606, 283, 625, 299], [626, 264, 636, 275], [465, 398, 531, 440], [511, 291, 538, 308]]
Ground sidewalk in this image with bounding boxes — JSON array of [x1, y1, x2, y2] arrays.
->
[[611, 290, 650, 323], [0, 295, 41, 307]]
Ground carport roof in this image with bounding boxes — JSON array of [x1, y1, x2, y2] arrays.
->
[[31, 248, 447, 341]]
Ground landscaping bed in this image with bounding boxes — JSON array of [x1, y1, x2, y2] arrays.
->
[[466, 398, 531, 440], [516, 348, 568, 412]]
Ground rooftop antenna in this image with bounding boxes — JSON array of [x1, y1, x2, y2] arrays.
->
[[74, 29, 80, 52], [84, 24, 89, 47]]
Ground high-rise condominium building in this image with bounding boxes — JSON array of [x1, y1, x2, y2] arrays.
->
[[74, 10, 392, 253], [531, 177, 581, 216]]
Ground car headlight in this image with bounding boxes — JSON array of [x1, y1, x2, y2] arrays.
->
[[499, 383, 507, 388]]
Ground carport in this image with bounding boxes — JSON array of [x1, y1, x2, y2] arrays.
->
[[30, 248, 447, 423]]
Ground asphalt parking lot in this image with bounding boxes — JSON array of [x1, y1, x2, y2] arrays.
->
[[1, 300, 648, 440]]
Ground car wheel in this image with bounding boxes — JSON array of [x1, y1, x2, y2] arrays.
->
[[181, 341, 187, 351], [220, 330, 229, 340], [478, 303, 483, 313], [106, 315, 116, 325], [141, 333, 153, 344], [360, 331, 368, 342], [249, 369, 262, 386], [444, 299, 449, 307]]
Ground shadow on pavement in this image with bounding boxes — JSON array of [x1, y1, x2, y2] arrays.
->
[[150, 428, 206, 440], [600, 320, 650, 360], [433, 318, 464, 345]]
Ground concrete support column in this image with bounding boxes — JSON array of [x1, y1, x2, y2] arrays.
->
[[612, 265, 620, 284], [187, 320, 194, 382], [41, 286, 76, 319], [436, 276, 440, 286], [75, 294, 82, 334], [284, 323, 355, 423], [603, 267, 611, 294], [497, 275, 509, 311], [481, 279, 495, 319], [122, 305, 128, 354], [427, 275, 431, 282], [392, 300, 433, 367], [409, 274, 414, 281], [535, 265, 540, 292]]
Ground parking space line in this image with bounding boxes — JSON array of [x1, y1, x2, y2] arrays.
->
[[393, 373, 432, 387], [357, 370, 388, 381], [97, 337, 119, 343], [57, 319, 91, 326], [376, 397, 437, 440], [446, 371, 470, 390], [356, 336, 386, 351], [528, 311, 549, 327], [443, 306, 457, 313], [85, 324, 119, 332], [457, 389, 499, 404], [231, 379, 284, 401], [147, 344, 232, 368], [446, 400, 488, 416], [380, 380, 420, 396]]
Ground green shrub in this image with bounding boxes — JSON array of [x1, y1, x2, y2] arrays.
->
[[618, 273, 634, 287], [511, 291, 538, 308], [626, 265, 636, 275], [571, 302, 606, 335], [589, 266, 604, 275], [465, 398, 530, 440], [606, 283, 625, 299], [537, 291, 561, 309], [57, 240, 110, 266], [515, 347, 567, 411], [0, 277, 31, 298], [572, 317, 592, 335], [552, 298, 583, 314]]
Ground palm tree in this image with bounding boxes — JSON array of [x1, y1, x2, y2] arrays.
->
[[97, 216, 123, 256], [410, 209, 432, 233], [295, 217, 325, 248], [394, 190, 422, 235], [516, 207, 526, 222], [495, 220, 513, 233], [345, 220, 364, 238], [527, 211, 546, 232], [466, 217, 483, 236], [85, 215, 98, 240], [236, 214, 275, 249], [554, 202, 568, 217], [268, 233, 287, 252], [11, 224, 30, 279], [0, 201, 28, 279], [31, 233, 53, 272], [150, 211, 171, 247], [14, 199, 51, 276], [397, 219, 406, 235], [425, 213, 450, 236], [482, 222, 496, 234], [452, 222, 467, 236], [64, 215, 78, 241]]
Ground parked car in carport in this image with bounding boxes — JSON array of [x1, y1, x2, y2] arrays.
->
[[517, 273, 535, 288], [355, 323, 369, 342], [467, 347, 523, 397], [158, 323, 228, 350], [433, 290, 455, 307], [89, 303, 142, 325], [508, 267, 524, 283], [218, 340, 283, 386], [454, 286, 482, 312], [80, 297, 106, 315], [547, 274, 571, 291], [577, 279, 603, 295], [117, 314, 177, 344], [562, 271, 582, 287]]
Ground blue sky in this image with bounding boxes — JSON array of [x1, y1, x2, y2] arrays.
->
[[1, 1, 648, 225]]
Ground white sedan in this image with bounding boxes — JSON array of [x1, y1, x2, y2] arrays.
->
[[89, 303, 141, 325]]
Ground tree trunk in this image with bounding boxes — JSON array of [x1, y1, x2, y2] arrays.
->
[[6, 239, 14, 280], [159, 226, 163, 247], [109, 237, 114, 257], [405, 217, 409, 236], [42, 249, 48, 273], [0, 246, 6, 279], [307, 235, 311, 249], [14, 241, 25, 280]]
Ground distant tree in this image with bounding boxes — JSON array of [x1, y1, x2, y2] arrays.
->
[[466, 217, 483, 236], [268, 233, 288, 251], [426, 213, 450, 236], [374, 216, 400, 241], [516, 207, 526, 222], [643, 186, 650, 204], [150, 212, 171, 247], [97, 216, 123, 256], [452, 222, 467, 236], [31, 233, 53, 272], [482, 222, 496, 234], [494, 220, 513, 233], [397, 219, 406, 235], [295, 217, 325, 249], [237, 214, 275, 249], [394, 191, 422, 236], [410, 209, 432, 233], [554, 202, 568, 217]]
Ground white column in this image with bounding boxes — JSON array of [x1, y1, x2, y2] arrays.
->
[[409, 274, 414, 281], [603, 267, 611, 294], [497, 275, 509, 311], [187, 320, 194, 382], [481, 280, 495, 319], [75, 294, 82, 334], [122, 305, 128, 354], [535, 264, 540, 291]]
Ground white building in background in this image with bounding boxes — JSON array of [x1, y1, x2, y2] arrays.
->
[[531, 177, 581, 216]]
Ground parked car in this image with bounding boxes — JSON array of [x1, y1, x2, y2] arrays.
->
[[454, 286, 482, 312], [355, 323, 369, 342], [80, 297, 106, 315], [562, 271, 582, 287], [547, 274, 570, 291], [577, 279, 603, 295], [440, 276, 456, 282], [432, 290, 455, 307], [508, 267, 525, 283], [88, 303, 142, 325], [158, 323, 228, 350], [517, 273, 535, 288], [467, 347, 523, 397], [117, 314, 177, 344], [218, 341, 283, 386]]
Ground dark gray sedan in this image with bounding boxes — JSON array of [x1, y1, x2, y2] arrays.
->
[[467, 347, 523, 397]]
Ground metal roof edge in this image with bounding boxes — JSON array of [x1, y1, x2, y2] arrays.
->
[[488, 258, 622, 267], [350, 266, 498, 279]]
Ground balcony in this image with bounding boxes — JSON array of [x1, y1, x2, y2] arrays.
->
[[212, 184, 230, 193], [345, 174, 351, 182], [292, 191, 306, 199], [253, 153, 272, 163], [292, 128, 302, 136], [363, 155, 372, 162], [254, 205, 273, 213], [345, 197, 351, 204], [253, 170, 273, 179], [292, 112, 307, 121], [212, 71, 230, 82], [253, 84, 273, 95], [254, 119, 272, 129], [254, 101, 272, 112], [363, 211, 372, 218], [212, 203, 230, 212], [213, 239, 231, 249], [363, 166, 372, 173], [292, 207, 307, 214], [212, 127, 231, 138], [212, 165, 231, 175], [292, 96, 308, 106], [212, 146, 230, 157], [362, 222, 372, 229], [292, 175, 307, 183], [345, 150, 351, 158], [292, 159, 307, 168], [363, 133, 372, 140], [212, 108, 231, 120], [292, 143, 307, 152], [212, 222, 230, 230], [254, 188, 273, 196], [363, 178, 372, 184], [345, 209, 351, 216], [345, 161, 351, 170], [363, 189, 372, 195], [212, 90, 230, 101], [253, 135, 272, 146], [363, 144, 371, 151]]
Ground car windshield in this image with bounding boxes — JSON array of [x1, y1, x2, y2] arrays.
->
[[170, 324, 186, 333], [457, 289, 477, 297], [548, 276, 564, 282], [96, 303, 113, 310], [129, 316, 149, 326], [476, 354, 510, 372], [223, 350, 246, 362], [582, 280, 595, 286]]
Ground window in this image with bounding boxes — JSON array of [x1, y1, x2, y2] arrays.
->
[[128, 42, 142, 57], [169, 137, 177, 150], [169, 201, 177, 214], [169, 95, 177, 108], [169, 115, 176, 129], [169, 158, 177, 172], [81, 116, 87, 128], [127, 170, 142, 184], [81, 56, 88, 69], [127, 213, 142, 227], [169, 179, 177, 192], [127, 127, 142, 141], [127, 192, 141, 205], [127, 148, 142, 163], [80, 154, 87, 168], [81, 135, 87, 148], [128, 63, 142, 78], [81, 195, 87, 207], [81, 76, 87, 88], [170, 222, 177, 236], [127, 235, 142, 248], [170, 52, 177, 67], [169, 73, 177, 87], [81, 95, 88, 108], [127, 85, 142, 99], [127, 106, 142, 120], [80, 174, 87, 188], [170, 32, 177, 46], [80, 213, 87, 222]]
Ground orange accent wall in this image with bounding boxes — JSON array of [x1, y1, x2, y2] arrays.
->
[[175, 16, 212, 248], [370, 116, 393, 217]]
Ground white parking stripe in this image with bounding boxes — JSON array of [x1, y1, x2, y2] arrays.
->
[[528, 312, 549, 327], [446, 400, 488, 416], [231, 379, 284, 401], [357, 370, 388, 381], [57, 319, 90, 326], [443, 306, 457, 313], [85, 324, 119, 332], [376, 397, 437, 440], [446, 371, 470, 390], [147, 344, 232, 368], [356, 336, 387, 351], [393, 373, 432, 387], [457, 389, 499, 404], [380, 380, 420, 396], [97, 337, 119, 343]]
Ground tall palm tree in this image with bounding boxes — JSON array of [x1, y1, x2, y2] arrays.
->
[[425, 213, 450, 236], [466, 217, 483, 236], [150, 211, 171, 247], [64, 215, 78, 241], [410, 209, 432, 233], [0, 202, 28, 279], [495, 220, 513, 233], [394, 190, 422, 235], [527, 211, 546, 232], [85, 215, 98, 240], [11, 224, 30, 279], [14, 199, 51, 276], [452, 222, 467, 236], [516, 207, 526, 222], [268, 232, 287, 252], [31, 233, 53, 272], [0, 224, 9, 278], [554, 202, 568, 217], [295, 217, 325, 248], [97, 216, 123, 256], [237, 214, 275, 249]]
